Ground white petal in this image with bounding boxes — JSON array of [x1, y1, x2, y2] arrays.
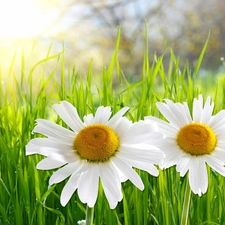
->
[[60, 173, 80, 206], [201, 97, 214, 124], [183, 102, 193, 123], [33, 119, 75, 143], [111, 157, 144, 190], [124, 121, 162, 140], [123, 158, 160, 176], [26, 142, 42, 156], [120, 121, 163, 144], [211, 147, 225, 162], [176, 156, 190, 177], [47, 152, 78, 163], [121, 133, 156, 144], [216, 131, 225, 139], [93, 106, 112, 124], [99, 163, 121, 198], [136, 120, 159, 133], [100, 186, 119, 209], [121, 120, 158, 137], [119, 144, 164, 164], [49, 161, 80, 185], [155, 140, 180, 154], [162, 148, 184, 169], [209, 110, 225, 130], [216, 142, 225, 149], [36, 158, 66, 170], [28, 146, 74, 158], [53, 101, 85, 132], [111, 117, 132, 136], [156, 102, 182, 128], [77, 164, 99, 207], [107, 107, 129, 127], [213, 126, 225, 136], [147, 132, 165, 141], [145, 116, 178, 137], [83, 114, 94, 125], [26, 138, 74, 156], [28, 137, 73, 148], [205, 155, 225, 176], [115, 166, 128, 182], [99, 163, 122, 209], [164, 100, 192, 126], [193, 95, 203, 122], [60, 162, 89, 206], [198, 157, 208, 194], [188, 157, 208, 196], [121, 143, 161, 151]]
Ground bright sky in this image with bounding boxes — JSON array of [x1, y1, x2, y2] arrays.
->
[[0, 0, 58, 38]]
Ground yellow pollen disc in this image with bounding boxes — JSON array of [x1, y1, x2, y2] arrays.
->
[[74, 124, 119, 162], [177, 123, 217, 155]]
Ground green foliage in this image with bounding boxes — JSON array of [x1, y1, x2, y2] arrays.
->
[[0, 31, 224, 225]]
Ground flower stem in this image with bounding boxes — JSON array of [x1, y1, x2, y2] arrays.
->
[[85, 205, 94, 225], [180, 180, 192, 225]]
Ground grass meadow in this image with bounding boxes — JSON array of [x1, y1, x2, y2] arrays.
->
[[1, 31, 225, 225]]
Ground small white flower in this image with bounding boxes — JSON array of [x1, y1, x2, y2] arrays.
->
[[77, 220, 86, 225], [26, 101, 164, 209], [145, 94, 225, 196]]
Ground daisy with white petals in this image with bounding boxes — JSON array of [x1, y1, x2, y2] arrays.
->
[[26, 101, 164, 209], [145, 94, 225, 196]]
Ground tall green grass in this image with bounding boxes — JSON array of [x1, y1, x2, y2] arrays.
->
[[0, 30, 225, 225]]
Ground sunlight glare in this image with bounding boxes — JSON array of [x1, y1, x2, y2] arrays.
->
[[0, 0, 57, 38]]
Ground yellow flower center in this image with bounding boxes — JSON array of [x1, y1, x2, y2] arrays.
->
[[177, 123, 217, 155], [74, 124, 119, 162]]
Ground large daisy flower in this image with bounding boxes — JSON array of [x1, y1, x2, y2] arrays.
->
[[26, 101, 164, 209], [145, 95, 225, 196]]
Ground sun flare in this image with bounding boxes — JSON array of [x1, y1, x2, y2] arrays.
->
[[0, 0, 57, 38]]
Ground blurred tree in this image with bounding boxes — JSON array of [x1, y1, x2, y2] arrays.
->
[[44, 0, 175, 76], [150, 0, 225, 70], [180, 0, 225, 69], [3, 0, 223, 79], [51, 0, 225, 74]]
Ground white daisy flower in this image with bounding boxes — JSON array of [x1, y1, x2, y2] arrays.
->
[[145, 94, 225, 196], [26, 101, 164, 209]]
